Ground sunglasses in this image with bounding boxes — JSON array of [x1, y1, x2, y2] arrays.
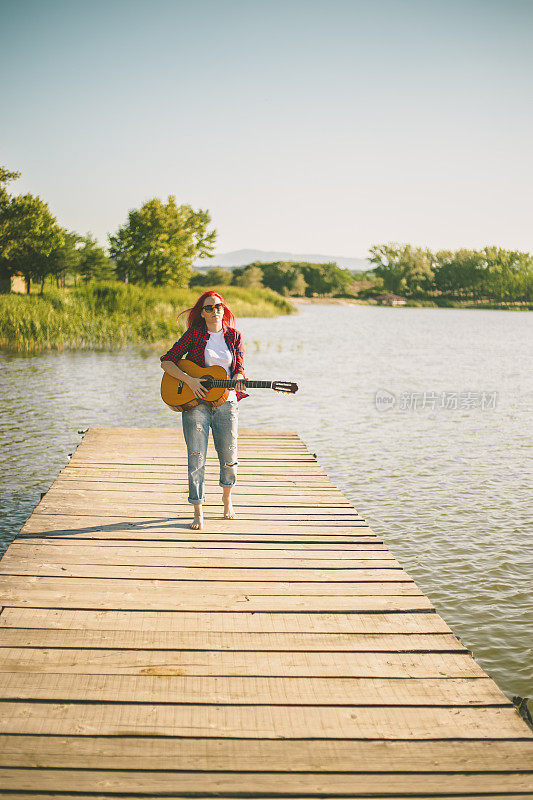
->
[[202, 303, 223, 312]]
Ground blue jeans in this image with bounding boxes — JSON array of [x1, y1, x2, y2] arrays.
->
[[181, 400, 239, 505]]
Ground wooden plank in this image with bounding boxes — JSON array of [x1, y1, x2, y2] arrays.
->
[[0, 563, 413, 583], [2, 795, 532, 800], [73, 437, 306, 445], [0, 703, 527, 737], [18, 519, 377, 534], [31, 504, 366, 519], [11, 541, 387, 553], [0, 608, 451, 634], [70, 443, 312, 452], [33, 504, 364, 521], [0, 649, 483, 676], [73, 440, 306, 446], [36, 495, 355, 509], [54, 476, 341, 490], [15, 539, 384, 551], [70, 445, 312, 452], [0, 574, 423, 595], [0, 595, 434, 611], [0, 629, 466, 652], [75, 445, 310, 450], [42, 487, 354, 507], [0, 673, 502, 704], [0, 572, 435, 609], [70, 454, 316, 461], [17, 530, 380, 544], [12, 528, 366, 543], [17, 523, 378, 537], [61, 468, 334, 483], [49, 489, 354, 507], [79, 440, 303, 445], [51, 462, 331, 473], [68, 458, 327, 470], [18, 513, 377, 536], [1, 735, 531, 771], [1, 769, 533, 795], [82, 427, 300, 434], [0, 554, 404, 569], [3, 555, 403, 569], [3, 542, 399, 563]]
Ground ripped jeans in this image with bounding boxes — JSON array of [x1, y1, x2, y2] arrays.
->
[[181, 399, 238, 505]]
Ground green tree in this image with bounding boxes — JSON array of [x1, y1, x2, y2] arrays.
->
[[258, 261, 310, 295], [480, 247, 533, 302], [291, 270, 307, 296], [258, 262, 295, 294], [190, 266, 233, 287], [206, 267, 232, 285], [0, 166, 20, 189], [400, 246, 434, 295], [1, 192, 64, 293], [0, 166, 22, 264], [109, 196, 216, 286], [232, 264, 264, 289], [370, 244, 433, 296], [41, 230, 82, 291], [433, 249, 484, 298], [77, 234, 115, 282], [299, 262, 352, 296], [369, 244, 404, 293], [0, 166, 67, 292]]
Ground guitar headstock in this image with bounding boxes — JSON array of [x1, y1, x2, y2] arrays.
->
[[272, 380, 298, 394]]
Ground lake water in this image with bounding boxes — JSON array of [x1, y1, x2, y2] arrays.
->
[[1, 304, 532, 707]]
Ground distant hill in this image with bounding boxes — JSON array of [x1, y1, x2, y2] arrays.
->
[[193, 249, 371, 271]]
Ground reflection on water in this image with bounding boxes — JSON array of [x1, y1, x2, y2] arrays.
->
[[1, 304, 532, 705]]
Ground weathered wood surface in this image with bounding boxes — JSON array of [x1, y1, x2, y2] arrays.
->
[[1, 427, 531, 799], [2, 792, 531, 800]]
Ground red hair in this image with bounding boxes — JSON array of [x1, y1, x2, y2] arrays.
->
[[180, 291, 236, 330]]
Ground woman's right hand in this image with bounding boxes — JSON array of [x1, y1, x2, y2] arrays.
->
[[186, 376, 209, 399]]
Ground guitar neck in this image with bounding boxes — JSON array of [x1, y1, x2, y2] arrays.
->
[[210, 379, 272, 389]]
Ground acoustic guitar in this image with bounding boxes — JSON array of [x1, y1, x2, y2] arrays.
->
[[161, 359, 298, 412]]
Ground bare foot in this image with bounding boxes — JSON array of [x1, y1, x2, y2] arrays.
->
[[222, 488, 236, 520], [190, 506, 203, 530]]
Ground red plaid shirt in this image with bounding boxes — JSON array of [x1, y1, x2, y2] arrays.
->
[[161, 324, 248, 401]]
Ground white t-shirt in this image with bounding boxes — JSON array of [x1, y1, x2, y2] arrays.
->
[[204, 330, 236, 401]]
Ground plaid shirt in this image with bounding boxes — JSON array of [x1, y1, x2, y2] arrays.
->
[[161, 324, 248, 401]]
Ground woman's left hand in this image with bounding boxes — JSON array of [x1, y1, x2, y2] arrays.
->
[[234, 373, 246, 393]]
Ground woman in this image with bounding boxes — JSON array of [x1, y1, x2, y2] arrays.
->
[[160, 291, 246, 530]]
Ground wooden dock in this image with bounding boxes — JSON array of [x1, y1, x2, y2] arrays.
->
[[0, 426, 532, 798]]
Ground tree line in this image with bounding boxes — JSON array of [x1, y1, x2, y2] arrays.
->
[[0, 167, 114, 291], [1, 164, 531, 303], [0, 166, 215, 292], [190, 261, 355, 297], [369, 243, 533, 303]]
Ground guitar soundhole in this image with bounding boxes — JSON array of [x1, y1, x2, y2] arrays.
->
[[177, 381, 183, 395]]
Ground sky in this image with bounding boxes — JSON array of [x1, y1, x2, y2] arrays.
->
[[1, 0, 532, 258]]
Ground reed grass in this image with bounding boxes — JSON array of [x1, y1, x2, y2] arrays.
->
[[0, 283, 295, 352]]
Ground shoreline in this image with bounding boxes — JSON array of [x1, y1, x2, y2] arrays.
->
[[0, 283, 295, 353], [290, 297, 531, 311]]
